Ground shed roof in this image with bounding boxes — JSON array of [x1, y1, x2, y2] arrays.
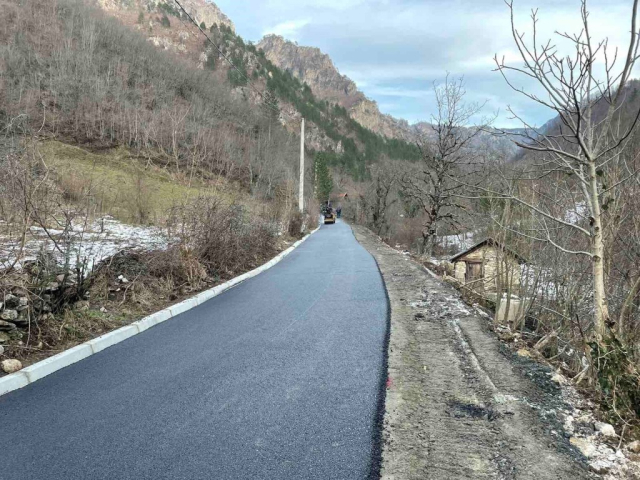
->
[[450, 238, 526, 264]]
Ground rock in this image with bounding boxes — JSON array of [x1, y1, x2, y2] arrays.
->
[[0, 345, 3, 355], [551, 372, 567, 385], [100, 307, 107, 313], [12, 287, 28, 296], [56, 274, 66, 283], [117, 275, 129, 284], [628, 440, 640, 453], [594, 422, 616, 437], [3, 294, 19, 308], [0, 320, 17, 331], [1, 359, 22, 374], [45, 282, 59, 292], [589, 460, 613, 474], [0, 309, 18, 321], [0, 332, 10, 343], [516, 348, 532, 358], [570, 437, 597, 458]]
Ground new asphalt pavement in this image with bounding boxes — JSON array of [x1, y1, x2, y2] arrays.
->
[[0, 220, 388, 480]]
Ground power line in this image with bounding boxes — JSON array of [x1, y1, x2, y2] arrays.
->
[[172, 0, 285, 118]]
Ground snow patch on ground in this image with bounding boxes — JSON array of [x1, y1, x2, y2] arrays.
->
[[0, 216, 167, 272]]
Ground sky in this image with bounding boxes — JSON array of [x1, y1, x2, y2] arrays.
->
[[215, 0, 636, 128]]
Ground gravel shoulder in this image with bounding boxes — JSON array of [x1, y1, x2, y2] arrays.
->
[[352, 225, 594, 480]]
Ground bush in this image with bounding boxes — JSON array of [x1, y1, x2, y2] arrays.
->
[[288, 210, 304, 238], [168, 198, 278, 279], [160, 14, 170, 28]]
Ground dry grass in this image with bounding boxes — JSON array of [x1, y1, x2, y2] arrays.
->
[[40, 141, 254, 225]]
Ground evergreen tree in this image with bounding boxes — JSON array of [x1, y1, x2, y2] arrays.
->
[[314, 152, 334, 203]]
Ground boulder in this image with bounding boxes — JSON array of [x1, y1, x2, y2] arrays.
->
[[0, 320, 17, 331], [628, 440, 640, 453], [0, 310, 18, 321], [594, 422, 616, 437], [570, 437, 596, 458], [1, 359, 22, 374], [589, 460, 613, 474]]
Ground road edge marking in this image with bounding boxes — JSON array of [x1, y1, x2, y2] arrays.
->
[[0, 225, 321, 398]]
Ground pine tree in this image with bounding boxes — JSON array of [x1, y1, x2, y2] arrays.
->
[[314, 153, 334, 203]]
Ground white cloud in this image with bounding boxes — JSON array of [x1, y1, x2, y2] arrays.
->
[[263, 19, 310, 40]]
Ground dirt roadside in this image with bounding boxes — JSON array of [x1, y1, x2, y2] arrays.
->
[[352, 225, 597, 479]]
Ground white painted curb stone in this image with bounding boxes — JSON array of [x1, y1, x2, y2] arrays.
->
[[88, 325, 139, 354], [0, 224, 321, 398], [22, 344, 93, 383], [0, 372, 28, 396]]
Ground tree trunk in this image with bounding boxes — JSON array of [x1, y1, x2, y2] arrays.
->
[[588, 160, 610, 341]]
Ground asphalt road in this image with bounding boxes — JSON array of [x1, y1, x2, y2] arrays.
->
[[0, 220, 388, 480]]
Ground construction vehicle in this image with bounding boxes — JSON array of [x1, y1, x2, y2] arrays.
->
[[324, 209, 336, 224], [321, 204, 336, 224]]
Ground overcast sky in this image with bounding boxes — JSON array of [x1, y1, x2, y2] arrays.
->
[[215, 0, 635, 128]]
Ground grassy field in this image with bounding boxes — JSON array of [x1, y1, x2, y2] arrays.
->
[[40, 141, 248, 225]]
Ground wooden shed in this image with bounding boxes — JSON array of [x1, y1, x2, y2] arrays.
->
[[450, 239, 525, 293]]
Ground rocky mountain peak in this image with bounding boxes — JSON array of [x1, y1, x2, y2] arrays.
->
[[97, 0, 235, 32], [258, 34, 363, 108]]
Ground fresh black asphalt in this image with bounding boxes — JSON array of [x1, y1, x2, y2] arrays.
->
[[0, 221, 388, 480]]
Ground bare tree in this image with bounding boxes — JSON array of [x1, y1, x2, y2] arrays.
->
[[366, 163, 398, 237], [400, 75, 486, 256], [486, 0, 640, 341]]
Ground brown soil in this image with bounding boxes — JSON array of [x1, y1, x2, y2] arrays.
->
[[352, 225, 595, 479]]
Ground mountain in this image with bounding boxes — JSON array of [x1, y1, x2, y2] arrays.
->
[[257, 34, 523, 158], [98, 0, 234, 31], [92, 0, 519, 173], [257, 34, 414, 141]]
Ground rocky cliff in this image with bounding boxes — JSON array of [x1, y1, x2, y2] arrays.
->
[[257, 34, 414, 141], [97, 0, 234, 32]]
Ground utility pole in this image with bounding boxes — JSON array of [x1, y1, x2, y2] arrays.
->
[[299, 118, 305, 213]]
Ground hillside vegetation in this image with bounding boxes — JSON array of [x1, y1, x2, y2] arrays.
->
[[0, 0, 311, 370]]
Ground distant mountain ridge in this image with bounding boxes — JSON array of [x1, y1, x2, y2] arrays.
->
[[257, 34, 522, 157]]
